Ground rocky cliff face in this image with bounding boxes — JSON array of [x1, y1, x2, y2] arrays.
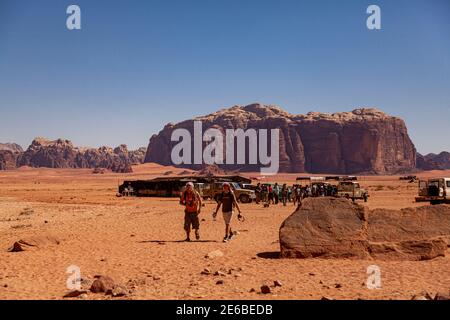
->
[[417, 152, 450, 170], [0, 143, 23, 153], [145, 103, 417, 174], [0, 138, 146, 172], [0, 143, 23, 170]]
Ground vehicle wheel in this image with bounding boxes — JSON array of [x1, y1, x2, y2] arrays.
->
[[430, 200, 442, 205], [239, 194, 250, 203], [364, 195, 368, 202]]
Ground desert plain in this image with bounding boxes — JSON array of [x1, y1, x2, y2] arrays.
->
[[0, 164, 449, 300]]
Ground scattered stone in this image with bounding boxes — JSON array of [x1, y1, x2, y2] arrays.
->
[[335, 283, 342, 289], [249, 288, 256, 293], [20, 208, 34, 216], [434, 292, 450, 300], [309, 273, 315, 276], [411, 295, 429, 300], [213, 271, 226, 277], [110, 285, 128, 297], [216, 280, 224, 285], [90, 276, 115, 293], [321, 296, 335, 301], [261, 285, 271, 294], [153, 276, 161, 281], [205, 250, 224, 259], [8, 236, 60, 252], [274, 280, 283, 287], [63, 290, 88, 298], [418, 290, 434, 300], [201, 268, 211, 275], [234, 273, 242, 278]]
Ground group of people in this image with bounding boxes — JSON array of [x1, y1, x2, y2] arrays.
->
[[179, 181, 339, 243], [180, 182, 244, 243], [254, 182, 338, 207]]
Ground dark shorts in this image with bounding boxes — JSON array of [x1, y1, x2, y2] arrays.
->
[[184, 212, 200, 231]]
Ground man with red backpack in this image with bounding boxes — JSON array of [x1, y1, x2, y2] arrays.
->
[[180, 182, 202, 242]]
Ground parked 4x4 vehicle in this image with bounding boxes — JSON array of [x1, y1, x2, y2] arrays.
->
[[203, 182, 256, 203], [416, 178, 450, 205], [336, 181, 369, 202]]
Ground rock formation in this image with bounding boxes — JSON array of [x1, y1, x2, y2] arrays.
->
[[0, 150, 19, 170], [0, 138, 146, 172], [279, 198, 450, 261], [0, 143, 23, 153], [0, 143, 23, 170], [417, 152, 450, 170], [145, 103, 417, 174]]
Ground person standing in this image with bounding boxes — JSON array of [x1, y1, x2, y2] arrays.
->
[[281, 184, 288, 206], [180, 182, 202, 242], [255, 183, 261, 204], [273, 183, 280, 204], [268, 184, 274, 204], [213, 182, 244, 243]]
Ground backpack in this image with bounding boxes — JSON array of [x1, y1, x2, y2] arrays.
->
[[182, 191, 199, 213]]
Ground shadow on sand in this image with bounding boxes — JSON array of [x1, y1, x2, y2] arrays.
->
[[256, 251, 281, 259], [139, 240, 219, 244]]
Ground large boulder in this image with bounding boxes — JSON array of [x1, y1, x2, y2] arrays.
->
[[280, 198, 450, 261], [145, 104, 417, 174]]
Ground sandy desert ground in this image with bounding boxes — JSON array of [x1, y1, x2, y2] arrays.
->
[[0, 164, 449, 300]]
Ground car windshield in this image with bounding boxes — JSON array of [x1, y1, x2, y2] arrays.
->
[[230, 182, 241, 190]]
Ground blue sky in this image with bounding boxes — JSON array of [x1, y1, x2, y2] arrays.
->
[[0, 0, 449, 154]]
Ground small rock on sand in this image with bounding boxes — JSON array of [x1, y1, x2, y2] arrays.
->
[[90, 276, 115, 293], [63, 290, 88, 298], [8, 236, 60, 252], [434, 291, 450, 300], [201, 268, 211, 275], [260, 285, 271, 294]]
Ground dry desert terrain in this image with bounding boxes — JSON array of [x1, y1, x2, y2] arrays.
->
[[0, 164, 449, 300]]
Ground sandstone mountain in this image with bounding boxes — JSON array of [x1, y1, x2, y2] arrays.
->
[[0, 143, 23, 153], [145, 103, 417, 174], [417, 152, 450, 171], [0, 138, 146, 172], [0, 143, 23, 170]]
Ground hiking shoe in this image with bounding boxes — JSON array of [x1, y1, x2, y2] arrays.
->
[[185, 237, 191, 242], [195, 230, 200, 240], [223, 237, 228, 243], [227, 234, 234, 241]]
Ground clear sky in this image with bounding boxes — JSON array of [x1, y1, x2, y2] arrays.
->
[[0, 0, 449, 154]]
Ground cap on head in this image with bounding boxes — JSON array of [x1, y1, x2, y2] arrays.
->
[[186, 182, 194, 188]]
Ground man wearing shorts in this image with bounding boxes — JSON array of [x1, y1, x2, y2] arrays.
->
[[180, 182, 202, 242], [213, 182, 243, 243]]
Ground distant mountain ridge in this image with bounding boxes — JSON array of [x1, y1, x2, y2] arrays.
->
[[0, 138, 146, 172], [417, 152, 450, 170]]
